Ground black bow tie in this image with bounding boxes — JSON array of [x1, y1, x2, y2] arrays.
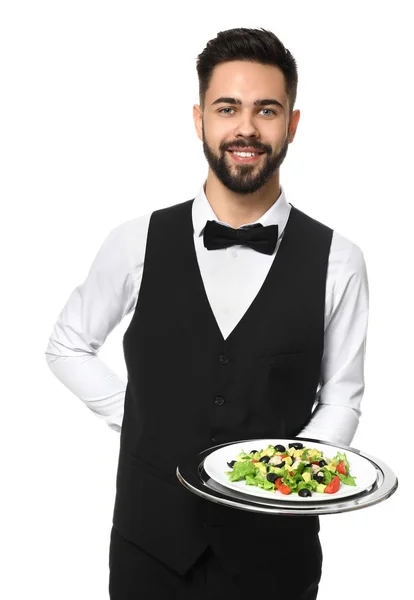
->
[[203, 220, 278, 255]]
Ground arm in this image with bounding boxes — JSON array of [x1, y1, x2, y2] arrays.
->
[[298, 238, 369, 446], [45, 215, 149, 431]]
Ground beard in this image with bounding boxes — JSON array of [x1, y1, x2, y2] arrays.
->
[[202, 126, 290, 195]]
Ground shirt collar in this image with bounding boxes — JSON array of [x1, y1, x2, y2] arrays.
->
[[192, 181, 291, 238]]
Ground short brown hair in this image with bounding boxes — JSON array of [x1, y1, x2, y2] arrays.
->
[[196, 27, 298, 116]]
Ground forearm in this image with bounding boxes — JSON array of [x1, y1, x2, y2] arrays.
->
[[298, 323, 366, 447], [46, 351, 125, 432], [44, 220, 147, 432], [298, 403, 360, 447]]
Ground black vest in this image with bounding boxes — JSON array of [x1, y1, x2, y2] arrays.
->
[[112, 199, 333, 575]]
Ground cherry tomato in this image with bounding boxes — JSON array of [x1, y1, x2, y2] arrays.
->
[[336, 460, 346, 476], [324, 475, 340, 494], [275, 478, 291, 495]]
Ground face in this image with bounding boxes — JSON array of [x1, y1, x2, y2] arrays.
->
[[193, 60, 300, 194]]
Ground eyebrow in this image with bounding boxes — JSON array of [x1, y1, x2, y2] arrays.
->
[[211, 96, 284, 111]]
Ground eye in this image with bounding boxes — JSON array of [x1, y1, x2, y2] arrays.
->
[[261, 108, 277, 116], [218, 107, 277, 116]]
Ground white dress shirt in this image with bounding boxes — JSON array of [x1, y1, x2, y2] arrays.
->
[[45, 183, 369, 446]]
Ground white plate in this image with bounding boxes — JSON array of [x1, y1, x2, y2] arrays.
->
[[203, 439, 378, 502]]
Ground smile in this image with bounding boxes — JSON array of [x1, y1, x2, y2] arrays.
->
[[227, 150, 264, 163]]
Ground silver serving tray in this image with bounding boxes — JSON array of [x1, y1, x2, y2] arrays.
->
[[176, 437, 398, 516]]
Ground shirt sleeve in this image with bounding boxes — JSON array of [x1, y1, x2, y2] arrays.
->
[[298, 241, 369, 446], [45, 216, 149, 432]]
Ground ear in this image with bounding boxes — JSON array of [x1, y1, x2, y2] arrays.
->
[[288, 109, 301, 142], [193, 104, 203, 141]]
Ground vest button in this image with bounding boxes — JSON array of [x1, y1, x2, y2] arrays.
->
[[219, 354, 229, 365], [214, 396, 225, 406]]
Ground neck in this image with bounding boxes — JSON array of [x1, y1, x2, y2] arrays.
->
[[204, 171, 281, 228]]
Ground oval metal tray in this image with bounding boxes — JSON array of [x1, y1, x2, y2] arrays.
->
[[176, 437, 398, 516]]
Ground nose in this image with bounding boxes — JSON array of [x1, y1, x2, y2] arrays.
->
[[233, 111, 259, 138]]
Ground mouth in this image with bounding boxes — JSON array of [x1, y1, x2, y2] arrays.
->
[[226, 149, 265, 164]]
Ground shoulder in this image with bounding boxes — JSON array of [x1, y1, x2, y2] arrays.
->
[[289, 205, 333, 243], [150, 198, 195, 224], [102, 212, 152, 271], [330, 229, 366, 280], [291, 205, 366, 274], [105, 199, 194, 267], [111, 211, 152, 243]]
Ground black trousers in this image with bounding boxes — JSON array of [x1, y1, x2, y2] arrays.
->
[[109, 525, 323, 599]]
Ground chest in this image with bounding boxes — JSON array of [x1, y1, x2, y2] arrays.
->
[[194, 238, 277, 339], [124, 202, 331, 362]]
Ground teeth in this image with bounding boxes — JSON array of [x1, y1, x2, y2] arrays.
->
[[232, 151, 258, 157]]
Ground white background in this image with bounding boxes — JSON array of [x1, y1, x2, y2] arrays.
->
[[1, 1, 412, 598]]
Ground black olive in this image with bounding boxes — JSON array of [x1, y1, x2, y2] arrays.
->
[[319, 460, 328, 467], [250, 450, 258, 454], [304, 463, 313, 468], [274, 444, 286, 452], [227, 460, 236, 468], [266, 473, 278, 483], [313, 472, 324, 483], [273, 460, 285, 468], [288, 442, 304, 450], [298, 488, 312, 497], [259, 456, 270, 463]]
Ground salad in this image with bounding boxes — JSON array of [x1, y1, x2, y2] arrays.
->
[[225, 442, 357, 497]]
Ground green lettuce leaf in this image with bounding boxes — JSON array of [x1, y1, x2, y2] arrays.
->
[[338, 473, 357, 486], [254, 472, 276, 490], [227, 461, 256, 481], [322, 468, 333, 484]]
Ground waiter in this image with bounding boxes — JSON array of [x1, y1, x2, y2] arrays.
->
[[46, 27, 368, 599]]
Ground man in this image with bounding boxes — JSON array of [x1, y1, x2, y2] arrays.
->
[[46, 27, 368, 599]]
